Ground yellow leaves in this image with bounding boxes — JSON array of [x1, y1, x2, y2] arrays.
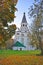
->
[[10, 13, 15, 18], [8, 0, 18, 4], [4, 13, 16, 21], [0, 35, 3, 40], [14, 0, 18, 4], [5, 0, 18, 6], [0, 0, 18, 18], [12, 24, 17, 30], [10, 24, 16, 30], [0, 0, 18, 47], [0, 55, 43, 65], [3, 2, 9, 9], [5, 15, 9, 20]]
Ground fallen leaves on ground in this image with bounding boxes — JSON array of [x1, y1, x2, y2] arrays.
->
[[0, 55, 43, 65]]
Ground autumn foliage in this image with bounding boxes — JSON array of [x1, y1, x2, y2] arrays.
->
[[0, 0, 18, 24], [0, 55, 43, 65], [0, 0, 18, 49]]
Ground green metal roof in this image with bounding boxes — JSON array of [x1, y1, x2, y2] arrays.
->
[[13, 41, 26, 47]]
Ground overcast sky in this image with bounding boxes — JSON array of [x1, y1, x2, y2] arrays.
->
[[13, 0, 34, 28]]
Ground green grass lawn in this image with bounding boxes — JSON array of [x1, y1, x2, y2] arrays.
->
[[0, 50, 41, 57]]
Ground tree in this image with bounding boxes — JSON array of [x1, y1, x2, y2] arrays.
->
[[28, 0, 43, 55], [0, 0, 18, 49]]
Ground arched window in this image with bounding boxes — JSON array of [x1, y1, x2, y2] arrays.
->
[[17, 33, 19, 35], [23, 24, 24, 26]]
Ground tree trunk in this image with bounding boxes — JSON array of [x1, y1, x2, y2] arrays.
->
[[39, 36, 43, 55]]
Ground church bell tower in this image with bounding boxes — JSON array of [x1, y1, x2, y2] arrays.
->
[[20, 12, 28, 32]]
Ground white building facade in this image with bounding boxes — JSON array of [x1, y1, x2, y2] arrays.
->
[[13, 13, 36, 50]]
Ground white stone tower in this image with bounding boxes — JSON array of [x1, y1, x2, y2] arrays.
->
[[13, 13, 35, 50]]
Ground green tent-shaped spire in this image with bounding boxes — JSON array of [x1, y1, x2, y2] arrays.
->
[[13, 41, 26, 47]]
